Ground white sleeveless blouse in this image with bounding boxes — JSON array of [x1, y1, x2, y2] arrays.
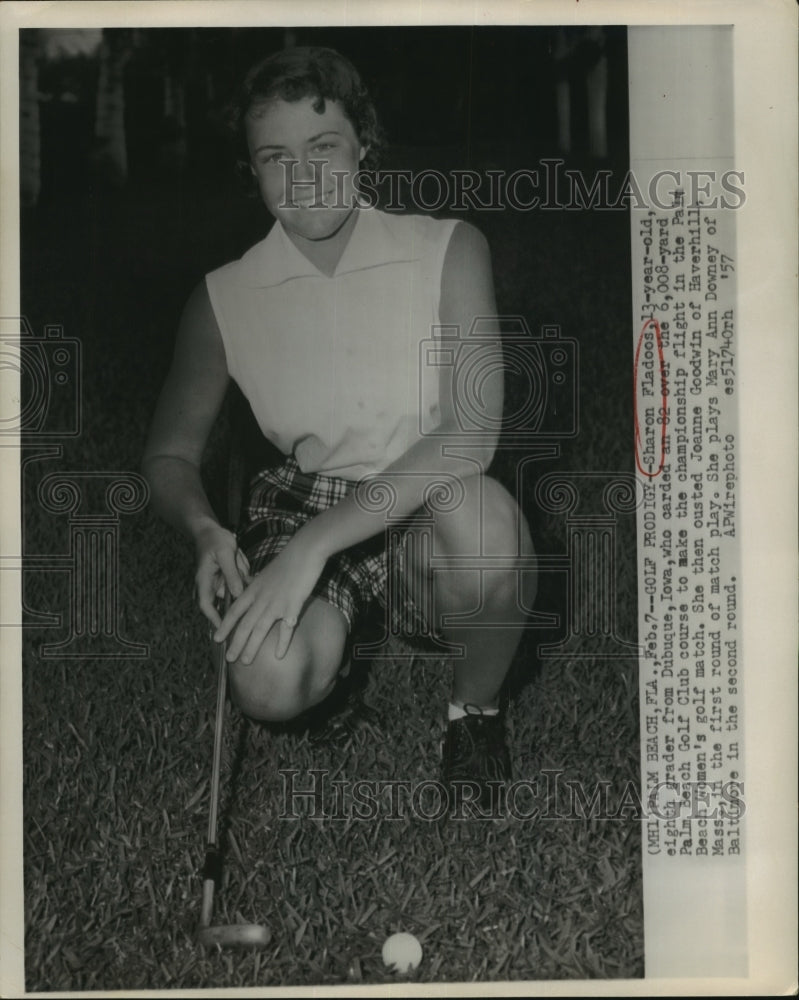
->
[[206, 207, 458, 481]]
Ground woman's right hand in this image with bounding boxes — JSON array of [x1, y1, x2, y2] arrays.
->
[[194, 521, 251, 628]]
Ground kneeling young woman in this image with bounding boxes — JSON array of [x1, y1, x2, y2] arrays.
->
[[143, 46, 535, 804]]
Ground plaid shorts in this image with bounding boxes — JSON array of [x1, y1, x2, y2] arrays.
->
[[237, 456, 431, 637]]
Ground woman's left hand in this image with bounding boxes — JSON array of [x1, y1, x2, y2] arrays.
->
[[213, 532, 327, 664]]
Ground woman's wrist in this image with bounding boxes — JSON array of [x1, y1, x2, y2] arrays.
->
[[294, 512, 340, 562], [187, 511, 223, 543]]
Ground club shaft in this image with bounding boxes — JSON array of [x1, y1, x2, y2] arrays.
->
[[197, 595, 272, 949], [207, 631, 228, 845], [206, 589, 232, 849]]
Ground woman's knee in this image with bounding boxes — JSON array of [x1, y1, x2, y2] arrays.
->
[[425, 474, 533, 611], [434, 474, 531, 556], [481, 475, 532, 555], [226, 625, 343, 723]]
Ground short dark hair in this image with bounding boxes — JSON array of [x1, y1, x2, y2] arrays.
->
[[228, 46, 384, 171]]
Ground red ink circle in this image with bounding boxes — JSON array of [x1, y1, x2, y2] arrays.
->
[[633, 317, 667, 478]]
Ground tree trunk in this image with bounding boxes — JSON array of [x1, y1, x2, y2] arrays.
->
[[20, 32, 41, 206], [93, 32, 131, 187]]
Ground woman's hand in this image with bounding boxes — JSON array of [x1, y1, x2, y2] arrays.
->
[[213, 532, 327, 664], [194, 521, 251, 628]]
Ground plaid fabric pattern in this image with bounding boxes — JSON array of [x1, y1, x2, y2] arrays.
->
[[237, 457, 430, 637]]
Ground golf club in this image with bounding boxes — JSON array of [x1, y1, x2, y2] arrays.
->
[[197, 594, 270, 950]]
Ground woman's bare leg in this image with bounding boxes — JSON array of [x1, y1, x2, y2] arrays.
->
[[226, 597, 348, 722]]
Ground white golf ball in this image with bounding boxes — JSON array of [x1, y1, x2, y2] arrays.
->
[[382, 932, 422, 973]]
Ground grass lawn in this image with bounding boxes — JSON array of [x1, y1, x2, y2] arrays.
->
[[20, 156, 642, 989]]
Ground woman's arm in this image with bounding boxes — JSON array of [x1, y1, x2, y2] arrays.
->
[[216, 221, 503, 662], [142, 282, 247, 625], [301, 219, 501, 551]]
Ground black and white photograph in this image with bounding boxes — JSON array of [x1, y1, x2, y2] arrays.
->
[[1, 1, 795, 996]]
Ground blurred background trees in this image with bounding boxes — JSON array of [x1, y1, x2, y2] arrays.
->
[[20, 26, 628, 210]]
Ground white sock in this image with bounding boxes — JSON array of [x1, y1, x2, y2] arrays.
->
[[448, 702, 500, 722]]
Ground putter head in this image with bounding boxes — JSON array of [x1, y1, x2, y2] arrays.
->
[[197, 923, 271, 949]]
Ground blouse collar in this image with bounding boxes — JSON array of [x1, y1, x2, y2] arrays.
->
[[236, 204, 425, 287]]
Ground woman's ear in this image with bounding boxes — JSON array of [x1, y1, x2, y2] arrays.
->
[[359, 144, 368, 163]]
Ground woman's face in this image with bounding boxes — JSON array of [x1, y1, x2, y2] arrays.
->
[[246, 96, 366, 242]]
